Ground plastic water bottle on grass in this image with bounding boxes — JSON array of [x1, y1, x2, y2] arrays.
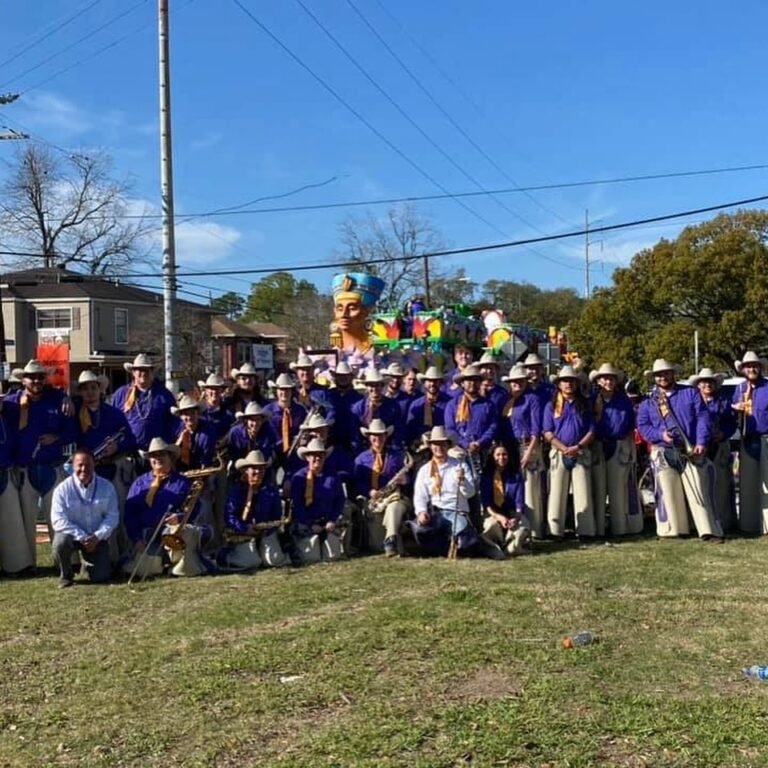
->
[[562, 631, 597, 649], [743, 665, 768, 680]]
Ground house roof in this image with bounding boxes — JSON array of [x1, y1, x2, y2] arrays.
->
[[1, 267, 215, 312], [248, 322, 290, 339], [211, 316, 265, 338]]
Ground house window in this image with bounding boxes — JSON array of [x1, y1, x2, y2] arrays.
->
[[36, 308, 72, 331], [114, 308, 129, 345]]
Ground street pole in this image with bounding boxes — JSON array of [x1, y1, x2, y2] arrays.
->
[[584, 209, 591, 299], [423, 253, 431, 305], [159, 0, 179, 394]]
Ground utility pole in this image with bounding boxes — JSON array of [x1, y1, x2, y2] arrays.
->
[[423, 253, 431, 305], [584, 209, 591, 299], [158, 0, 179, 394]]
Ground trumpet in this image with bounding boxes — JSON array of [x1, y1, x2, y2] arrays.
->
[[93, 427, 127, 462]]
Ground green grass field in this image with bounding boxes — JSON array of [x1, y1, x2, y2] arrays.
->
[[3, 538, 768, 767]]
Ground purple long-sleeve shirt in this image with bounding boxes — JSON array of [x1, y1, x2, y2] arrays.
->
[[731, 378, 768, 436], [200, 404, 234, 441], [405, 393, 449, 447], [701, 393, 737, 442], [111, 380, 179, 451], [224, 482, 282, 534], [480, 471, 525, 514], [290, 467, 344, 527], [543, 398, 594, 446], [75, 400, 137, 456], [326, 388, 363, 449], [125, 470, 192, 542], [499, 390, 542, 443], [353, 447, 408, 499], [592, 392, 635, 441], [7, 388, 76, 466], [263, 400, 308, 454], [444, 395, 498, 450], [485, 384, 509, 416], [226, 421, 278, 464], [637, 385, 709, 448], [350, 396, 404, 452], [173, 421, 218, 471]]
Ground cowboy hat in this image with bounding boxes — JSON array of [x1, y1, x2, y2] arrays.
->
[[139, 437, 180, 460], [235, 402, 267, 420], [735, 351, 768, 373], [330, 361, 353, 377], [455, 364, 483, 383], [198, 373, 227, 389], [231, 362, 258, 378], [298, 437, 330, 459], [361, 369, 385, 385], [689, 367, 725, 387], [522, 353, 545, 367], [171, 395, 203, 415], [77, 370, 101, 386], [553, 365, 581, 382], [289, 352, 315, 370], [123, 354, 155, 373], [424, 425, 455, 445], [478, 351, 500, 367], [417, 365, 445, 382], [299, 412, 334, 431], [360, 418, 394, 438], [643, 359, 681, 377], [501, 364, 529, 383], [20, 359, 48, 377], [383, 362, 406, 377], [589, 363, 625, 383], [270, 373, 296, 389], [234, 450, 270, 470]]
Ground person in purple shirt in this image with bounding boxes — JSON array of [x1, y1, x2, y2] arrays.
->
[[350, 369, 403, 453], [290, 438, 345, 563], [218, 450, 287, 570], [589, 363, 642, 538], [290, 352, 331, 412], [443, 342, 475, 400], [480, 442, 529, 556], [478, 351, 508, 416], [111, 354, 178, 453], [263, 373, 309, 466], [325, 361, 363, 451], [382, 361, 413, 419], [731, 350, 768, 534], [226, 402, 278, 466], [692, 367, 737, 532], [637, 358, 722, 541], [198, 373, 234, 442], [523, 353, 555, 410], [353, 419, 411, 556], [225, 362, 267, 415], [406, 366, 449, 451], [444, 364, 498, 460], [499, 364, 545, 539], [8, 359, 77, 563], [0, 397, 25, 575], [543, 365, 595, 539]]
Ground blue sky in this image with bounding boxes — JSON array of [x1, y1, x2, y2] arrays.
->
[[2, 0, 767, 309]]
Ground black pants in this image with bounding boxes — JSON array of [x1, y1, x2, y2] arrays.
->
[[51, 533, 112, 583]]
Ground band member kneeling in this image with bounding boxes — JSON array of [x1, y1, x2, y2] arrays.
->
[[289, 438, 345, 563], [219, 450, 288, 570]]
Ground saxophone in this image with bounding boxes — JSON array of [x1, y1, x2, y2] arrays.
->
[[161, 455, 224, 552], [364, 453, 414, 516], [224, 488, 293, 544]]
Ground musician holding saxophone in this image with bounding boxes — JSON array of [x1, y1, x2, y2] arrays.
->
[[637, 359, 723, 541], [353, 419, 411, 557]]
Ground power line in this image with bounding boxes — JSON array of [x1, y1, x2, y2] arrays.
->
[[5, 191, 762, 276], [345, 0, 576, 229]]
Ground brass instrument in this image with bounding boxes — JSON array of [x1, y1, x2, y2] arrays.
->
[[161, 456, 224, 552], [364, 452, 414, 516], [93, 427, 127, 462], [224, 499, 292, 544]]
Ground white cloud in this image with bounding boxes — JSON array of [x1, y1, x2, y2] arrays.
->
[[16, 91, 91, 135]]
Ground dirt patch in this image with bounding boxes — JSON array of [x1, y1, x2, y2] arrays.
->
[[594, 736, 666, 766], [444, 667, 521, 704]]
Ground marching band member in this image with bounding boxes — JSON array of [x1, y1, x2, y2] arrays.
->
[[444, 364, 497, 465], [406, 366, 449, 450], [637, 359, 723, 541], [290, 352, 330, 411], [353, 419, 410, 557], [731, 351, 768, 534], [480, 442, 530, 556], [499, 364, 545, 539], [523, 353, 555, 409], [264, 373, 308, 471], [444, 342, 474, 399], [382, 361, 412, 418], [589, 363, 642, 537], [8, 359, 76, 564], [0, 396, 26, 575], [326, 361, 363, 451], [543, 365, 595, 540], [50, 449, 118, 587], [402, 367, 421, 401], [477, 351, 508, 416], [171, 396, 217, 472], [693, 367, 737, 532], [111, 354, 178, 452], [227, 402, 278, 465], [350, 369, 403, 453], [198, 373, 234, 441], [289, 438, 345, 563], [219, 450, 287, 570], [226, 362, 265, 414]]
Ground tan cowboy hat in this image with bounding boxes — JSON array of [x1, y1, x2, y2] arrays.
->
[[425, 425, 455, 445], [383, 362, 406, 377], [455, 364, 483, 383], [360, 418, 394, 438], [139, 437, 180, 460], [735, 351, 768, 373], [231, 362, 258, 378], [171, 395, 203, 415], [123, 354, 155, 373], [589, 363, 625, 383], [417, 365, 445, 382], [20, 359, 48, 377], [198, 373, 227, 389], [9, 368, 24, 384], [330, 361, 353, 377], [299, 412, 333, 431], [77, 370, 101, 387], [234, 450, 270, 470], [523, 353, 545, 367], [235, 402, 267, 420], [644, 359, 681, 377], [478, 351, 500, 367], [553, 365, 581, 382], [290, 352, 315, 370], [501, 364, 529, 383], [298, 437, 330, 459], [361, 368, 385, 385], [270, 373, 296, 389], [690, 367, 725, 387]]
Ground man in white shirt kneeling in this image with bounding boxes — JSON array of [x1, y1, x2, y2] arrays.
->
[[51, 448, 119, 587]]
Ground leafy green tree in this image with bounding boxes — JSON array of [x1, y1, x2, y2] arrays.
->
[[241, 272, 318, 324], [479, 280, 584, 330], [210, 291, 244, 319], [568, 210, 768, 380]]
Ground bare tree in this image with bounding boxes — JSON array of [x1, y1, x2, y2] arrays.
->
[[335, 203, 445, 309], [0, 144, 151, 274]]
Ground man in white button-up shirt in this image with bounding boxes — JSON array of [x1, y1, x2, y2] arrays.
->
[[51, 449, 119, 587]]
